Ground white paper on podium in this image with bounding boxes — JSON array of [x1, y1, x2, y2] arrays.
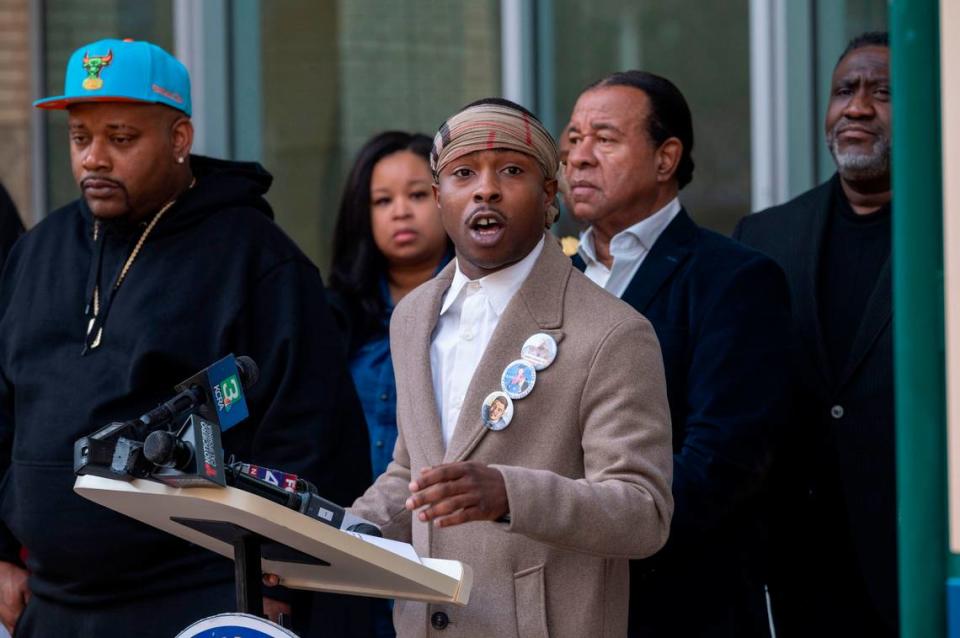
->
[[74, 475, 472, 605], [348, 532, 422, 565]]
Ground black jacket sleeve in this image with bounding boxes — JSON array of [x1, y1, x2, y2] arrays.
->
[[0, 368, 21, 565], [667, 254, 793, 547], [0, 236, 22, 565]]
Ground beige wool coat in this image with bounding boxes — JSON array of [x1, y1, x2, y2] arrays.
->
[[350, 235, 674, 638]]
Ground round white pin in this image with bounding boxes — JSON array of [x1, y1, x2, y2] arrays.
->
[[520, 333, 558, 370]]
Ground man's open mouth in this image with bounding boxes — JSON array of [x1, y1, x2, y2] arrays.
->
[[467, 210, 506, 245]]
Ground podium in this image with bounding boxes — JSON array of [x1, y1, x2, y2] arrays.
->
[[74, 475, 472, 612]]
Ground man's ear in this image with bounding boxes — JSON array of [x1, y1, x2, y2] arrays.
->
[[655, 137, 683, 183], [543, 177, 559, 207], [171, 117, 194, 162], [432, 182, 441, 208]]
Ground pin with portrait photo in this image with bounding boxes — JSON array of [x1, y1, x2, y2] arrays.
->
[[481, 391, 514, 431], [501, 359, 537, 400]]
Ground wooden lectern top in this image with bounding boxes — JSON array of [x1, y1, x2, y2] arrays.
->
[[74, 475, 472, 605]]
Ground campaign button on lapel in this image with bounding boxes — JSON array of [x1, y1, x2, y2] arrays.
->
[[520, 333, 558, 370], [500, 359, 536, 400], [481, 391, 514, 431]]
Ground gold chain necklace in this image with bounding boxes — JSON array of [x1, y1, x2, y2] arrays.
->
[[86, 179, 195, 349]]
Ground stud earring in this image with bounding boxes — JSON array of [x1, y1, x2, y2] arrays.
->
[[177, 157, 184, 164]]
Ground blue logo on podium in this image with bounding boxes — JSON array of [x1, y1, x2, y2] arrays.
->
[[177, 613, 299, 638]]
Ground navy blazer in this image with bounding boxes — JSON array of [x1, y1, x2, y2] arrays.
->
[[734, 177, 896, 637], [575, 209, 793, 638]]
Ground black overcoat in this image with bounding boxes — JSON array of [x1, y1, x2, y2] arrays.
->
[[734, 176, 896, 637]]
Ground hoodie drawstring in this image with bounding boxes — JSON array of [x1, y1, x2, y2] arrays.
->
[[80, 180, 194, 355]]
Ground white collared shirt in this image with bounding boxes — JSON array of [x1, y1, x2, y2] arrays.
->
[[430, 236, 545, 448], [578, 197, 681, 298]]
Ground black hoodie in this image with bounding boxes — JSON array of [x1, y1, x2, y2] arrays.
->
[[0, 156, 371, 607], [0, 183, 23, 269]]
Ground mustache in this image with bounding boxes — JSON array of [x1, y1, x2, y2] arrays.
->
[[828, 119, 885, 139], [468, 205, 506, 219]]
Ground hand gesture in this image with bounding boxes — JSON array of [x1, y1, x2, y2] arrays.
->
[[0, 561, 29, 634], [405, 462, 509, 528]]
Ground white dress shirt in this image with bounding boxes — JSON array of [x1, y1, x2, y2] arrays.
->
[[578, 197, 681, 298], [430, 237, 545, 448]]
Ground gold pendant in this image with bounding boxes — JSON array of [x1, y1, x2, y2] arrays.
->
[[86, 318, 102, 349]]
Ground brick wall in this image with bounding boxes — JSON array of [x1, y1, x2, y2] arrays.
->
[[0, 0, 32, 225]]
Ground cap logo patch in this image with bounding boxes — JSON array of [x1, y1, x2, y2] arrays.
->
[[152, 83, 184, 104], [81, 50, 113, 90]]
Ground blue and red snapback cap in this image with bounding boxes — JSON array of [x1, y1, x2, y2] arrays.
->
[[34, 38, 191, 116]]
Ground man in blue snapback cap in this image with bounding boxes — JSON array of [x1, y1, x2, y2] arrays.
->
[[34, 38, 192, 114], [0, 39, 373, 637]]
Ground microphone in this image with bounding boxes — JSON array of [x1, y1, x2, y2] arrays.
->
[[223, 465, 382, 537], [138, 354, 260, 486], [145, 414, 228, 487], [146, 355, 259, 431], [143, 430, 193, 469], [144, 429, 386, 531], [74, 354, 259, 480], [295, 483, 382, 536]]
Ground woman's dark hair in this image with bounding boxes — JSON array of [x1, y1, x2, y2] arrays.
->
[[329, 131, 435, 344], [588, 70, 695, 189]]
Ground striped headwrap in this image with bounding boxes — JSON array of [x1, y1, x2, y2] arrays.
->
[[431, 101, 561, 226]]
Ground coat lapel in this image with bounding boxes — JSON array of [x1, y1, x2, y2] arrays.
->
[[792, 180, 835, 391], [402, 267, 453, 467], [443, 237, 570, 463], [837, 257, 891, 388], [620, 209, 697, 312]]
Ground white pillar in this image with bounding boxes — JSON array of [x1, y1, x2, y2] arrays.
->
[[500, 0, 536, 110], [173, 0, 231, 158]]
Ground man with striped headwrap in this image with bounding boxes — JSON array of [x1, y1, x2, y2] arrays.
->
[[348, 98, 673, 637]]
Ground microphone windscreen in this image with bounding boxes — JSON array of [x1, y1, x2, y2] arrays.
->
[[143, 430, 177, 466], [235, 356, 260, 389]]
